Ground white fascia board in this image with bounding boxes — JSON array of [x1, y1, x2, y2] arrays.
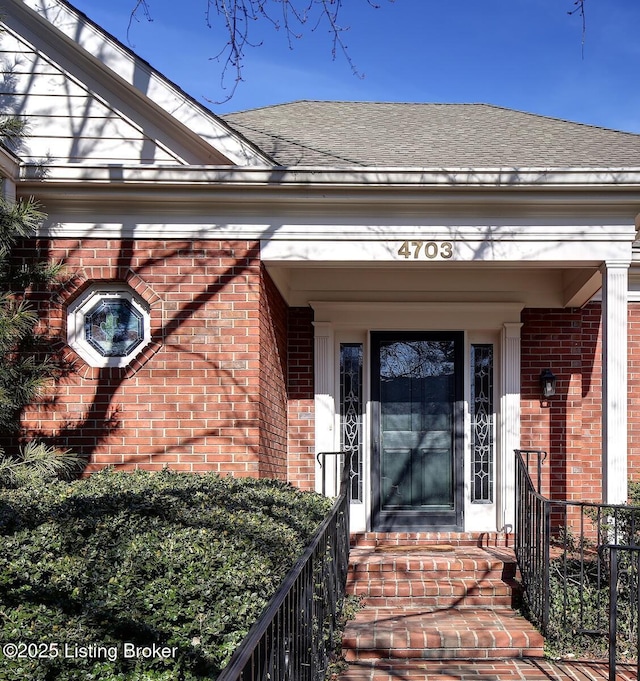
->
[[20, 163, 640, 187], [9, 0, 271, 167], [19, 164, 640, 226], [36, 220, 638, 255], [260, 238, 632, 265]]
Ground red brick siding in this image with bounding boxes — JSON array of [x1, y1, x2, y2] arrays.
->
[[628, 304, 640, 482], [287, 307, 315, 490], [21, 239, 265, 476], [520, 307, 588, 502], [258, 265, 288, 480], [521, 302, 640, 505], [579, 303, 605, 497], [24, 235, 640, 504]]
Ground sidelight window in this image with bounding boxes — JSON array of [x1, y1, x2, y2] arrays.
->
[[339, 343, 363, 503], [471, 344, 494, 503]]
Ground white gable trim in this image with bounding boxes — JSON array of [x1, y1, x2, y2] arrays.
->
[[3, 0, 271, 167]]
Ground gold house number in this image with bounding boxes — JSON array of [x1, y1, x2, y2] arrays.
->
[[397, 241, 454, 259]]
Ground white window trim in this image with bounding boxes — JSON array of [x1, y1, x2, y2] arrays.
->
[[67, 283, 151, 368]]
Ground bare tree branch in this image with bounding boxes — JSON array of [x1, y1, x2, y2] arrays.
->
[[127, 0, 153, 42], [128, 0, 394, 103], [568, 0, 586, 58]]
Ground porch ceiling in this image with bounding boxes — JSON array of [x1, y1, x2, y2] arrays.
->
[[266, 263, 601, 309]]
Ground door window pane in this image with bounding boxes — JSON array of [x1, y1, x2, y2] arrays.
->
[[379, 340, 455, 510]]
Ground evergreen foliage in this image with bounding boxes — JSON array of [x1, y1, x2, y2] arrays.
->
[[0, 119, 83, 485], [0, 469, 333, 680]]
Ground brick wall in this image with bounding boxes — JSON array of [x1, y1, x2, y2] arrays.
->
[[23, 236, 640, 503], [520, 307, 588, 502], [287, 307, 315, 490], [628, 304, 640, 482], [258, 265, 288, 480], [21, 238, 269, 476], [521, 302, 640, 504]]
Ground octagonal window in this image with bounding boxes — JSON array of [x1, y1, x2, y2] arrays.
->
[[85, 298, 145, 358], [68, 284, 151, 368]]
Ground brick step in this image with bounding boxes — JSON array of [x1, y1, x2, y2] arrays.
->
[[336, 659, 640, 681], [351, 531, 511, 549], [347, 548, 517, 581], [342, 607, 544, 661], [349, 576, 517, 608]]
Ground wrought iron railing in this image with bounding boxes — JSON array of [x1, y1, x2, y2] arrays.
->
[[217, 453, 351, 681], [608, 545, 640, 681], [515, 449, 640, 680], [514, 449, 551, 631], [317, 450, 359, 500]]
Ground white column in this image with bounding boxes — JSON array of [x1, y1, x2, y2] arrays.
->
[[313, 322, 336, 495], [601, 262, 629, 504], [500, 322, 523, 532]]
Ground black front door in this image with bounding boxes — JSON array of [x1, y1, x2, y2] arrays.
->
[[371, 332, 464, 531]]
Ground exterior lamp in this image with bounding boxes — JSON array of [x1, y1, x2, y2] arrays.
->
[[540, 369, 557, 398]]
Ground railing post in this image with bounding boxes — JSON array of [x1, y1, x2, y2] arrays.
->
[[317, 451, 349, 499], [542, 498, 551, 632], [609, 546, 618, 681]]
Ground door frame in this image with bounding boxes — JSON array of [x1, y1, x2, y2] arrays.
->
[[312, 301, 524, 534], [370, 331, 465, 531]]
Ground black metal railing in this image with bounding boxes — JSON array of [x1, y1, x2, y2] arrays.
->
[[514, 449, 551, 631], [317, 451, 352, 498], [515, 449, 640, 680], [608, 545, 640, 681], [217, 453, 351, 681]]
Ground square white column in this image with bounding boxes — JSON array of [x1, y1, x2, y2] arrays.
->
[[313, 322, 336, 495], [500, 322, 522, 531], [601, 262, 629, 504]]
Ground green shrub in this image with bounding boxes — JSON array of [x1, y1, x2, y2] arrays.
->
[[0, 469, 332, 680]]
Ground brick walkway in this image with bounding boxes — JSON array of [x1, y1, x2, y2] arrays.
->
[[337, 658, 637, 680]]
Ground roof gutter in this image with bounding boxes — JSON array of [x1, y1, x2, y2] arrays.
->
[[20, 163, 640, 188]]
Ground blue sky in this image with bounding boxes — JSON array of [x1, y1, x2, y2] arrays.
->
[[70, 0, 640, 133]]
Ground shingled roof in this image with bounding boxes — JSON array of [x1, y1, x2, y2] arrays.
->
[[221, 101, 640, 168]]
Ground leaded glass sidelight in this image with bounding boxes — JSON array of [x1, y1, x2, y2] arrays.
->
[[340, 343, 363, 503], [471, 344, 494, 503]]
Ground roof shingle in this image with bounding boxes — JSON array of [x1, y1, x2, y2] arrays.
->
[[221, 101, 640, 168]]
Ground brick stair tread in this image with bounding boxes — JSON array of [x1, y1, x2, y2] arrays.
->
[[337, 659, 531, 681], [348, 547, 516, 576], [349, 577, 514, 593], [337, 659, 639, 680], [342, 607, 544, 660], [358, 595, 516, 608], [349, 584, 517, 608], [350, 532, 511, 549], [348, 578, 516, 607]]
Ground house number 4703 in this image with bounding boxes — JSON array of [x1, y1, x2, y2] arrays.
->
[[397, 241, 454, 259]]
